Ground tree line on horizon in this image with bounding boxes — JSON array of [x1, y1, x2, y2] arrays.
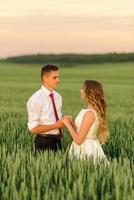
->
[[3, 52, 134, 65]]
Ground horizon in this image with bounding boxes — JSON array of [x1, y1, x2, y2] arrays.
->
[[1, 51, 134, 60], [1, 0, 134, 58]]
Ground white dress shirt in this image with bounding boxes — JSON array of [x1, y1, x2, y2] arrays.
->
[[27, 85, 62, 135]]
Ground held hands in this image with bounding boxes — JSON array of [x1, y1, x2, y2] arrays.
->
[[56, 115, 74, 129], [62, 115, 73, 127]]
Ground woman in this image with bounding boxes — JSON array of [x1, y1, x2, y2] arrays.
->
[[62, 80, 109, 163]]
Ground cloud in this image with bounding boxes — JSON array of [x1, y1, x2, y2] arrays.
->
[[0, 13, 134, 32], [1, 0, 134, 17]]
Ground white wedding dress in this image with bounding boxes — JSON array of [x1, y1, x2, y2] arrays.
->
[[69, 108, 109, 163]]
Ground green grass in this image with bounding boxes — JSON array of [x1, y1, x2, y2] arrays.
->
[[0, 61, 134, 199]]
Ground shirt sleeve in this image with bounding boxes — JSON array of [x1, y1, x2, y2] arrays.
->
[[27, 97, 41, 130]]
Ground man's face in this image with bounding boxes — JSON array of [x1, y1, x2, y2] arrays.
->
[[43, 70, 60, 89]]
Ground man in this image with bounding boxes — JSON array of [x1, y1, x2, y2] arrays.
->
[[27, 64, 64, 152]]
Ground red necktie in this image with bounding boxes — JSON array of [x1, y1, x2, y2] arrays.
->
[[49, 93, 63, 138]]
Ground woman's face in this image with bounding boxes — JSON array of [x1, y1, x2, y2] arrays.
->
[[80, 85, 86, 100]]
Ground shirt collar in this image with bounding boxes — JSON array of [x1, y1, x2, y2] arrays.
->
[[41, 85, 54, 96]]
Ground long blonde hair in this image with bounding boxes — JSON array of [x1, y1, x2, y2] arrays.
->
[[83, 80, 109, 144]]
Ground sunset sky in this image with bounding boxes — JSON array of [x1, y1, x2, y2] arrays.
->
[[0, 0, 134, 58]]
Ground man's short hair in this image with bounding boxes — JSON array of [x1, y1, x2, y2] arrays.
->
[[41, 64, 59, 80]]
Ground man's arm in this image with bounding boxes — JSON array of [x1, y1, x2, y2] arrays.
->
[[30, 120, 64, 135], [27, 95, 64, 135]]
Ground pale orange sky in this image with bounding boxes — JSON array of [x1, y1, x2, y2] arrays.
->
[[0, 0, 134, 58]]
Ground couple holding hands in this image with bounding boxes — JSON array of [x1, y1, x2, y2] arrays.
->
[[27, 64, 109, 162]]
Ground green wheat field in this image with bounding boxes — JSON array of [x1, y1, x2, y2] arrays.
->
[[0, 61, 134, 200]]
